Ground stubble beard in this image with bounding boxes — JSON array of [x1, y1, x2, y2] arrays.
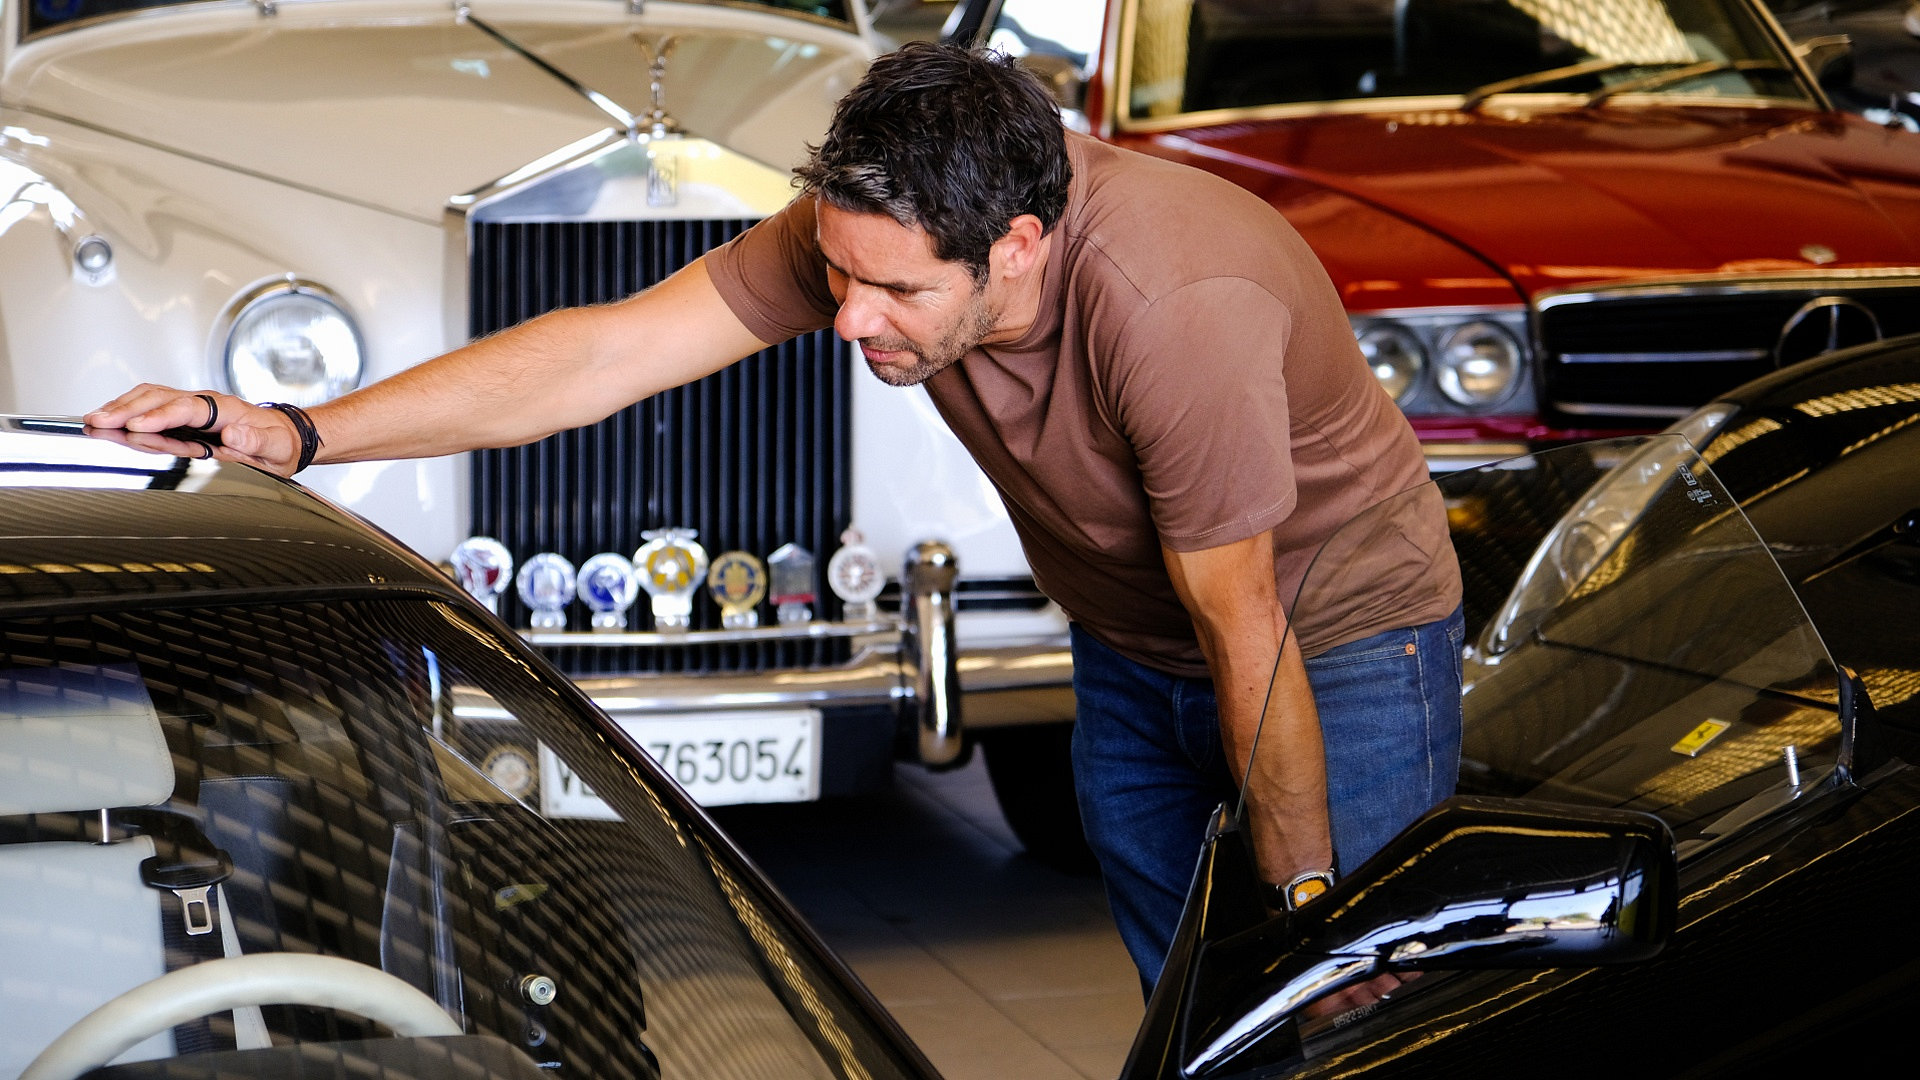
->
[[861, 285, 999, 388]]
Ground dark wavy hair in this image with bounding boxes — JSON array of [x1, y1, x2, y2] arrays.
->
[[795, 41, 1072, 285]]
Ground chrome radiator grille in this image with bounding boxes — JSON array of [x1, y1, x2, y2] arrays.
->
[[1537, 281, 1920, 426], [468, 219, 852, 676]]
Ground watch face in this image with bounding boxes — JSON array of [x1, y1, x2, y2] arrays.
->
[[483, 745, 537, 800], [1287, 871, 1334, 910]]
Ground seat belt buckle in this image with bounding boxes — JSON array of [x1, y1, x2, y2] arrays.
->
[[175, 884, 216, 936], [140, 851, 233, 938]]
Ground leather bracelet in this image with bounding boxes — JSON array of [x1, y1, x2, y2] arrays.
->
[[258, 402, 323, 474]]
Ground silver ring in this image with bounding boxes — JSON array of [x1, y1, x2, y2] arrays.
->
[[196, 442, 215, 460]]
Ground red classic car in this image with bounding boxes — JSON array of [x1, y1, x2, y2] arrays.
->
[[948, 0, 1920, 469]]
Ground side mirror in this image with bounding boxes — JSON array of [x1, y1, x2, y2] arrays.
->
[[1124, 797, 1677, 1079], [1796, 34, 1855, 90]]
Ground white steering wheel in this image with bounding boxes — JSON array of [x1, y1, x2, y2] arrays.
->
[[22, 953, 462, 1080]]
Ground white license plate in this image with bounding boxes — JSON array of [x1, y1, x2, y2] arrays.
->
[[539, 709, 821, 816]]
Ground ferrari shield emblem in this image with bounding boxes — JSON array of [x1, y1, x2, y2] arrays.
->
[[1671, 718, 1731, 758]]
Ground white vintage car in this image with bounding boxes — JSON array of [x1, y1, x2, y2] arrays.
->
[[0, 0, 1078, 857]]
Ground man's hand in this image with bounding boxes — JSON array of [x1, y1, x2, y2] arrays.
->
[[1302, 972, 1413, 1028], [84, 386, 306, 477]]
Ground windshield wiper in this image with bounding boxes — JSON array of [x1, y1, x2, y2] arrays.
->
[[1461, 58, 1795, 112], [1460, 58, 1648, 112], [1584, 59, 1793, 106]]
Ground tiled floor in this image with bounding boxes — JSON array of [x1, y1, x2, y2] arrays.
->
[[714, 757, 1143, 1080]]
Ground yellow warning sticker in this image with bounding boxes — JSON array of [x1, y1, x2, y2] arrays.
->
[[1672, 718, 1732, 758]]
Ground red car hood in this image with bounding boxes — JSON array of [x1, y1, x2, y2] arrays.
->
[[1147, 106, 1920, 299]]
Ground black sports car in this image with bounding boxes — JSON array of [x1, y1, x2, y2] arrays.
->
[[0, 421, 938, 1080], [2, 327, 1918, 1079], [1125, 332, 1920, 1076]]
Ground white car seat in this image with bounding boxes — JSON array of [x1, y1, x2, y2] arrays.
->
[[0, 672, 177, 1077]]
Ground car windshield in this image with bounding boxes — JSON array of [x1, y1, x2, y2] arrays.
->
[[0, 595, 919, 1079], [1249, 437, 1844, 864], [1123, 0, 1813, 121], [21, 0, 854, 38]]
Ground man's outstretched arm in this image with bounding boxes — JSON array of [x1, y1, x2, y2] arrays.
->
[[86, 258, 771, 476], [1161, 531, 1333, 887]]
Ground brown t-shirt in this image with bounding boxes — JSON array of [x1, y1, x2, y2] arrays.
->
[[708, 132, 1459, 677]]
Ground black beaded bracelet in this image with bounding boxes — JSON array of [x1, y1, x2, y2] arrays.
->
[[259, 402, 324, 474]]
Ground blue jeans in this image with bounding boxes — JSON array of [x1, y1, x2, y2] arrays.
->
[[1070, 608, 1465, 990]]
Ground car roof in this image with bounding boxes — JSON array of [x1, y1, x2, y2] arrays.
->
[[0, 416, 453, 612]]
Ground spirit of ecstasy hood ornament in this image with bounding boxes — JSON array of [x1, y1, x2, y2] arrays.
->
[[633, 34, 682, 138], [633, 34, 682, 206]]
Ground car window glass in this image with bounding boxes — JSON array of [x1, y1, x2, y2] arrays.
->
[[0, 597, 917, 1080], [1125, 0, 1811, 120]]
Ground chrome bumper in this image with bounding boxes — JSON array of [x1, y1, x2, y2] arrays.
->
[[519, 542, 1073, 765]]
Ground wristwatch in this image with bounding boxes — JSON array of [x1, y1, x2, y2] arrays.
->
[[1267, 869, 1336, 912]]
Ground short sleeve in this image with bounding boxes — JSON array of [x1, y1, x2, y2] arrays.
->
[[704, 195, 840, 344], [1105, 277, 1298, 551]]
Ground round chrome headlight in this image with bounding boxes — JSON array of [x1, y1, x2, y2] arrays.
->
[[1435, 321, 1522, 407], [219, 279, 365, 407], [1357, 324, 1426, 403]]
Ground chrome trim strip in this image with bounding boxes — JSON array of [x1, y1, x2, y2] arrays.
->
[[1557, 349, 1769, 364], [521, 619, 896, 648], [457, 8, 638, 138], [549, 641, 1072, 722], [19, 0, 855, 45], [930, 589, 1047, 605], [1750, 0, 1839, 113], [1095, 0, 1122, 140], [1552, 401, 1695, 419], [1352, 305, 1526, 321], [1422, 442, 1530, 472], [573, 667, 904, 716], [1536, 269, 1920, 310], [1116, 91, 1818, 136], [1111, 0, 1140, 136], [446, 129, 628, 215], [1424, 441, 1530, 460]]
